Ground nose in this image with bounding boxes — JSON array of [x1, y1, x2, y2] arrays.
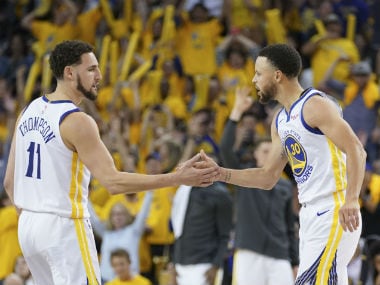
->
[[96, 67, 103, 81]]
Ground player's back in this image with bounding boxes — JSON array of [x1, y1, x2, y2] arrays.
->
[[14, 96, 91, 218]]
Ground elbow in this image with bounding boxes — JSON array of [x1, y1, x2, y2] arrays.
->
[[4, 174, 11, 193], [104, 182, 121, 195], [3, 179, 13, 202], [260, 168, 284, 190], [360, 145, 367, 167], [261, 179, 277, 190], [355, 139, 367, 162]]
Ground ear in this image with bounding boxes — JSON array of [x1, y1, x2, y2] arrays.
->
[[64, 66, 74, 80], [274, 70, 282, 82]]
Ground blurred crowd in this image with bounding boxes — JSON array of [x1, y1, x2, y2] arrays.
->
[[0, 0, 380, 284]]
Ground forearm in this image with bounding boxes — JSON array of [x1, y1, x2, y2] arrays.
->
[[345, 144, 367, 202], [219, 167, 278, 190], [104, 172, 178, 195]]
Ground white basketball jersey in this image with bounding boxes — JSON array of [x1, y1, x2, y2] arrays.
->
[[14, 96, 91, 218], [276, 88, 347, 204]]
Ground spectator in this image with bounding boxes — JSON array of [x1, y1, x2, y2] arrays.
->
[[105, 248, 152, 285], [176, 3, 222, 76], [360, 164, 380, 238], [89, 191, 153, 283], [171, 177, 233, 285], [301, 13, 360, 87], [179, 108, 219, 163], [319, 59, 379, 149]]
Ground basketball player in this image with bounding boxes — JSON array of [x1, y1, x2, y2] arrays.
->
[[201, 44, 366, 284], [3, 40, 219, 285]]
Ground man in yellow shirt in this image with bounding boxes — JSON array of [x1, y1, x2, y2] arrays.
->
[[301, 13, 359, 87]]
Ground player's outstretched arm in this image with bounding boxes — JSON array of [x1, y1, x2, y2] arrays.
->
[[199, 115, 288, 189], [60, 112, 219, 195]]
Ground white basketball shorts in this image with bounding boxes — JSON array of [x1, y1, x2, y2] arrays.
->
[[18, 210, 101, 285], [295, 192, 361, 285]]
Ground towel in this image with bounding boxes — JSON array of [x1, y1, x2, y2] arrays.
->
[[171, 185, 192, 238]]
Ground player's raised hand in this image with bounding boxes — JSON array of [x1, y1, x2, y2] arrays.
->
[[230, 86, 254, 121]]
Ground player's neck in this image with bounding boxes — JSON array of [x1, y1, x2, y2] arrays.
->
[[277, 81, 304, 112], [47, 84, 82, 105]]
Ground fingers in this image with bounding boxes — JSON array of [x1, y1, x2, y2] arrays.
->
[[187, 152, 202, 165], [199, 149, 209, 161], [176, 153, 201, 171], [339, 208, 360, 232], [196, 167, 220, 187]]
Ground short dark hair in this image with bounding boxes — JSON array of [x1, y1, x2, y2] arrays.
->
[[258, 44, 302, 78], [110, 248, 131, 263], [49, 40, 94, 80]]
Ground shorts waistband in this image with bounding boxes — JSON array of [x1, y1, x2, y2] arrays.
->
[[300, 191, 346, 208]]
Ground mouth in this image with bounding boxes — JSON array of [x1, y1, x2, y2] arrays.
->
[[256, 88, 261, 95]]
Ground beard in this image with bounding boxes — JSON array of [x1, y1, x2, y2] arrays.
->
[[257, 83, 277, 104], [77, 76, 97, 101]]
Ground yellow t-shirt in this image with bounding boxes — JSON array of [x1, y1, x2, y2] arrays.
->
[[176, 18, 221, 76], [105, 274, 152, 285], [0, 206, 22, 279]]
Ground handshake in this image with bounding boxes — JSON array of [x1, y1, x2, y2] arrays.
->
[[174, 150, 226, 187]]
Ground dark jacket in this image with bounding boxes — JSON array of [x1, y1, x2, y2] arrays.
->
[[173, 183, 233, 267]]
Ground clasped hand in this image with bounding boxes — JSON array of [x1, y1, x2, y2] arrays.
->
[[175, 150, 221, 187]]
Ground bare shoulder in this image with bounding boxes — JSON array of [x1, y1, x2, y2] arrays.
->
[[302, 94, 342, 129], [60, 111, 100, 151]]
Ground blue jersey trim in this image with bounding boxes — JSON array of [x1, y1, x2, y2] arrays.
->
[[43, 95, 75, 104], [285, 87, 313, 122], [301, 92, 323, 135], [59, 109, 80, 125]]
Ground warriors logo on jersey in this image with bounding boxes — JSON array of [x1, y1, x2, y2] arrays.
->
[[284, 135, 307, 176]]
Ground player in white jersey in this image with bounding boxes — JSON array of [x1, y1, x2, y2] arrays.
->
[[3, 40, 219, 285], [200, 44, 366, 284]]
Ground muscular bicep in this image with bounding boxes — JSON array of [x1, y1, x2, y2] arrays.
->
[[60, 112, 118, 186]]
